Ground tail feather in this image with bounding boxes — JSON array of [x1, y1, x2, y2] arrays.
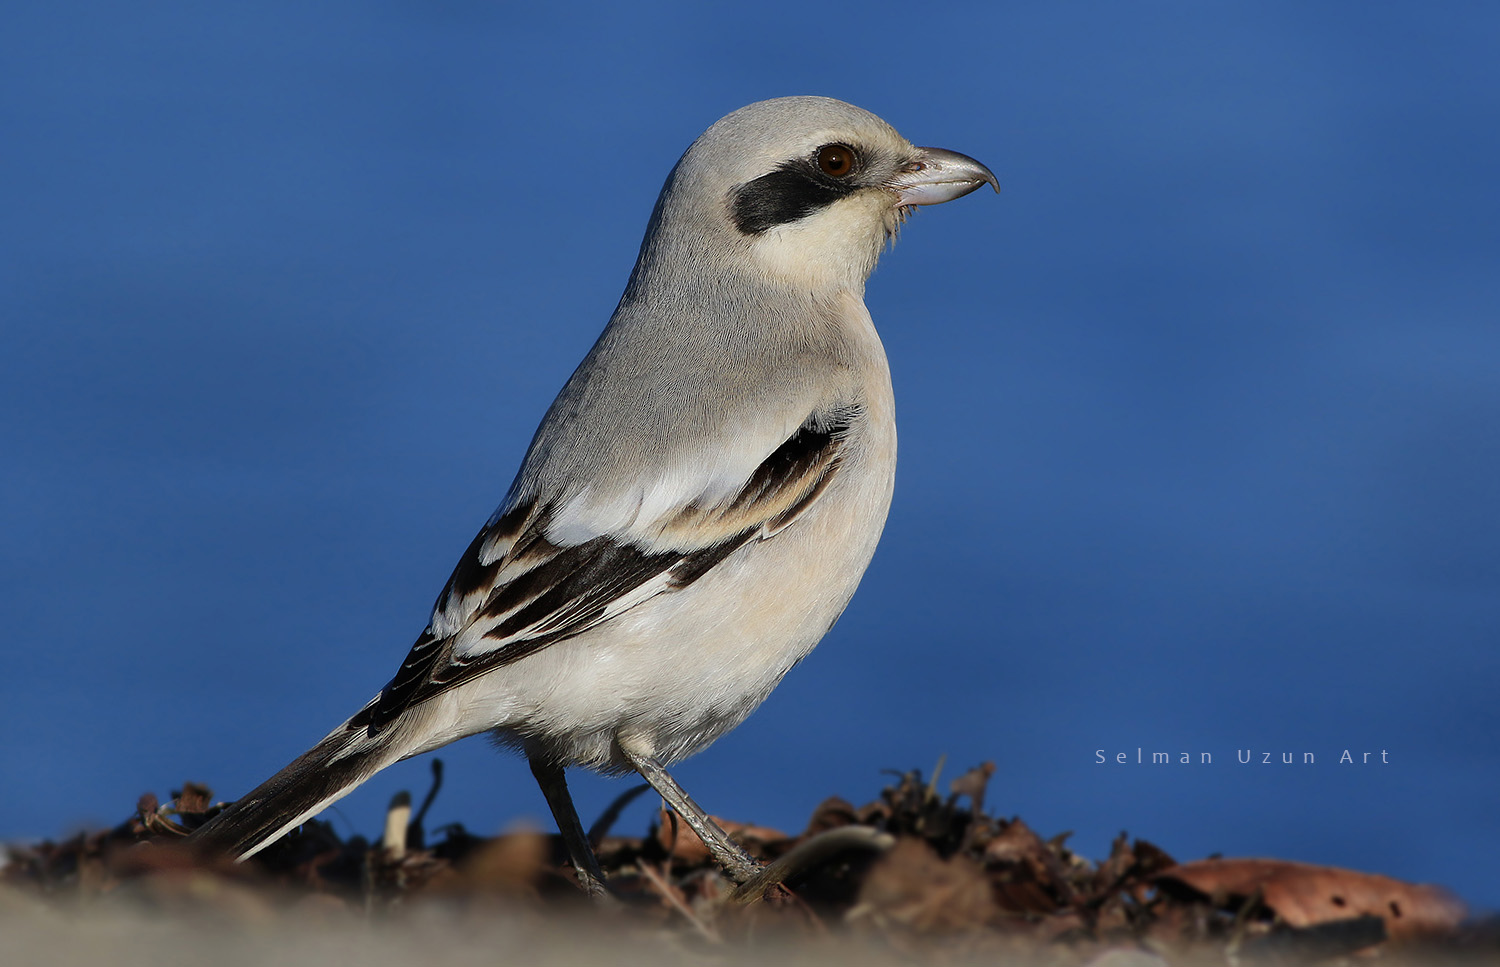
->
[[187, 720, 396, 861]]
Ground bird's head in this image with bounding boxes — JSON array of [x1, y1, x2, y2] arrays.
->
[[631, 96, 998, 298]]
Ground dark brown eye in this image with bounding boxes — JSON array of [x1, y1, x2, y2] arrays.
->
[[816, 143, 855, 178]]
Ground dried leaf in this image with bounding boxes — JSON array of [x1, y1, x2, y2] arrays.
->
[[947, 761, 995, 814], [855, 837, 995, 932], [3, 771, 1476, 963], [1158, 858, 1466, 941], [801, 796, 858, 837], [174, 783, 213, 815], [652, 808, 786, 867], [983, 818, 1072, 912]]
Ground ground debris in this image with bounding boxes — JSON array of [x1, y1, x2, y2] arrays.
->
[[1, 762, 1484, 965]]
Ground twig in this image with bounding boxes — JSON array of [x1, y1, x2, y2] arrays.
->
[[588, 782, 651, 846], [638, 860, 721, 944], [728, 825, 895, 904], [408, 758, 444, 849], [927, 754, 947, 800]]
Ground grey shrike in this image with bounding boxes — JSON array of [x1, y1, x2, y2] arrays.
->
[[187, 96, 998, 893]]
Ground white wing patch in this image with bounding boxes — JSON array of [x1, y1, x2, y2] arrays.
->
[[352, 404, 857, 733]]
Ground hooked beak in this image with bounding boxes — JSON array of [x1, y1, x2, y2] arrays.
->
[[890, 146, 1000, 207]]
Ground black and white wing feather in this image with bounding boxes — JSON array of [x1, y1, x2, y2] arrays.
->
[[352, 405, 858, 731]]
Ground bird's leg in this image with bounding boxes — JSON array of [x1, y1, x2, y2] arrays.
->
[[619, 743, 761, 883], [527, 754, 609, 897]]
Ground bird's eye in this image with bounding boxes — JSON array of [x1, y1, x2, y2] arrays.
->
[[816, 143, 856, 178]]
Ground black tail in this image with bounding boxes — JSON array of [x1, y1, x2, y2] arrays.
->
[[186, 721, 394, 860]]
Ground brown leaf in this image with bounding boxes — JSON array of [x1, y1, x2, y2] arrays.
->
[[948, 761, 995, 814], [1088, 834, 1176, 909], [856, 837, 996, 931], [174, 782, 212, 815], [1157, 858, 1466, 941], [801, 796, 858, 838], [1131, 839, 1175, 876], [652, 808, 787, 867], [983, 818, 1072, 912], [1091, 832, 1136, 894], [855, 797, 892, 827]]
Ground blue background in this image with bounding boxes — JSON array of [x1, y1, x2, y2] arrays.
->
[[4, 3, 1496, 910]]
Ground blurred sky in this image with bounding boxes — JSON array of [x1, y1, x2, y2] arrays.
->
[[3, 2, 1497, 910]]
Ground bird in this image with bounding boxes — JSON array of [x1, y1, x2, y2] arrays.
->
[[186, 96, 998, 894]]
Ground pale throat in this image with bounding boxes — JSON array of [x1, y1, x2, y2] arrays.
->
[[746, 196, 893, 297]]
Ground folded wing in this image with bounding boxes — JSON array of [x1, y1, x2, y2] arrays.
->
[[354, 405, 858, 731]]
